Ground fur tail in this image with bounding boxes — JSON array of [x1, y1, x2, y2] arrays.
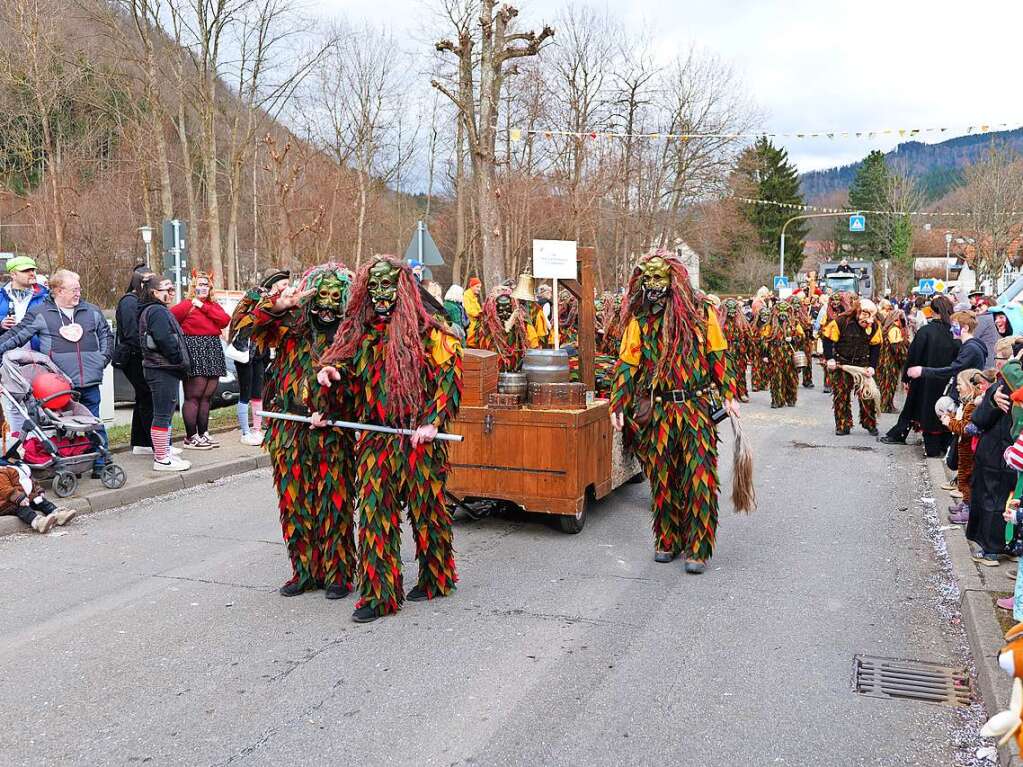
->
[[729, 412, 756, 514]]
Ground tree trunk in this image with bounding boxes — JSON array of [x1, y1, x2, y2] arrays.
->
[[175, 107, 199, 260], [202, 71, 224, 285]]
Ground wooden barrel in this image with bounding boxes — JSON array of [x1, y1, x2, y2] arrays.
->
[[497, 372, 528, 401], [522, 348, 571, 385]]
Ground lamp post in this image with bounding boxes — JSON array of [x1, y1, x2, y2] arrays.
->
[[780, 211, 863, 286], [944, 232, 953, 284], [138, 225, 153, 268]]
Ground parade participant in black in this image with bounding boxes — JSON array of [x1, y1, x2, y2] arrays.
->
[[822, 298, 882, 436]]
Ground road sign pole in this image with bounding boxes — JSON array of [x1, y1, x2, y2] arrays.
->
[[779, 232, 786, 281]]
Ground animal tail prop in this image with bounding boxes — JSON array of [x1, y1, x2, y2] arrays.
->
[[729, 412, 756, 514], [837, 364, 881, 402]]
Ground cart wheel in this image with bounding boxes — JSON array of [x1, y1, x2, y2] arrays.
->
[[100, 464, 127, 490], [558, 505, 586, 534], [53, 470, 78, 498]]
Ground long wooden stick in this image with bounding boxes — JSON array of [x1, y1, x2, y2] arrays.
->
[[255, 411, 464, 442]]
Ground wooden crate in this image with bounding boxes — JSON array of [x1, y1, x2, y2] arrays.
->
[[446, 402, 613, 516], [461, 348, 498, 407], [527, 382, 586, 410]]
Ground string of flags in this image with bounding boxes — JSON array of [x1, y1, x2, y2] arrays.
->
[[731, 196, 1023, 218], [509, 122, 1021, 143]]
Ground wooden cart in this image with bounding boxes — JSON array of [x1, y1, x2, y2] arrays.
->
[[445, 247, 639, 533]]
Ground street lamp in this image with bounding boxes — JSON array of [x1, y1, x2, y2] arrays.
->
[[945, 232, 953, 283], [138, 225, 153, 268]]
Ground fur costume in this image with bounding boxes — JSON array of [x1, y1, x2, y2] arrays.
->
[[609, 251, 735, 563], [246, 264, 358, 595], [794, 297, 816, 387], [320, 255, 463, 620], [750, 305, 771, 392], [821, 302, 882, 433], [877, 309, 910, 413]]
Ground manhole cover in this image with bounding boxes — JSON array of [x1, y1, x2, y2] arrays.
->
[[853, 655, 972, 706]]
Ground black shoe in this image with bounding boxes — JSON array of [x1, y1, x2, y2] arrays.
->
[[866, 427, 879, 437], [835, 428, 850, 436], [803, 382, 814, 389], [279, 580, 314, 597], [822, 387, 832, 394], [325, 584, 350, 600], [770, 403, 781, 409], [684, 560, 707, 575], [787, 402, 796, 407], [878, 435, 906, 445], [352, 604, 381, 623], [406, 586, 430, 602], [654, 551, 675, 563]]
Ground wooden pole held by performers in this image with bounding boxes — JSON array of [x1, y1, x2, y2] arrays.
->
[[255, 411, 464, 442]]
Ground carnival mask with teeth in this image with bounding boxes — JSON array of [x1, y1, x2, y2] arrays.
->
[[724, 299, 739, 318], [495, 294, 518, 332], [310, 274, 346, 331], [368, 260, 399, 318], [640, 256, 671, 312]]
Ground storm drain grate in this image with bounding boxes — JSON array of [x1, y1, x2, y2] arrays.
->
[[853, 655, 972, 706]]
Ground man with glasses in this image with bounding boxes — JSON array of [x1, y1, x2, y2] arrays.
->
[[0, 269, 113, 476]]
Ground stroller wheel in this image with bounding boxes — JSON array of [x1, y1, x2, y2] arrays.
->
[[53, 470, 78, 498], [99, 464, 127, 490]]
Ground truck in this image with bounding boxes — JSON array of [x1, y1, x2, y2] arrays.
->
[[818, 259, 875, 297]]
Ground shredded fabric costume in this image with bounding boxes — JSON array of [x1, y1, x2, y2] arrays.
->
[[796, 300, 816, 388], [244, 266, 357, 594], [473, 289, 536, 371], [750, 308, 770, 392], [821, 313, 882, 433], [320, 257, 463, 619], [718, 300, 752, 401], [609, 253, 734, 563], [877, 318, 909, 413], [761, 303, 802, 408]]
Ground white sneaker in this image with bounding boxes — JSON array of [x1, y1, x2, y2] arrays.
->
[[132, 446, 154, 455], [182, 437, 212, 451], [153, 455, 191, 472], [170, 446, 183, 456], [240, 432, 263, 446], [200, 433, 220, 448]]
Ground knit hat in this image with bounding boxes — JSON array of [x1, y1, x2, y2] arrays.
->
[[444, 284, 464, 302]]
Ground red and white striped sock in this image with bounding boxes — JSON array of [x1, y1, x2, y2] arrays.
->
[[251, 400, 263, 430], [151, 426, 172, 462]]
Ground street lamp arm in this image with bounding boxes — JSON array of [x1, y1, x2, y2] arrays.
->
[[779, 211, 863, 284]]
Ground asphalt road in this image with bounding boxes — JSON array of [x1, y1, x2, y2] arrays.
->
[[0, 371, 983, 766]]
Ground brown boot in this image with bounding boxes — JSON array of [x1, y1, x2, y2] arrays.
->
[[31, 513, 57, 533], [52, 507, 77, 526]]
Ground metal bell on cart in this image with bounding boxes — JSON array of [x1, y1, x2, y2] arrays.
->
[[511, 272, 536, 302]]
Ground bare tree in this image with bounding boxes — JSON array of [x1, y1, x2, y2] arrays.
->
[[432, 1, 553, 289], [958, 146, 1023, 286]]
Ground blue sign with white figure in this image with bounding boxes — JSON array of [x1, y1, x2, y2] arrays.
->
[[849, 214, 866, 232], [773, 275, 789, 290], [917, 278, 936, 295]]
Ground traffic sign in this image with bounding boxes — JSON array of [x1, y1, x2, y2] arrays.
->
[[773, 275, 789, 290], [849, 214, 866, 233], [917, 278, 936, 295], [934, 280, 946, 293]]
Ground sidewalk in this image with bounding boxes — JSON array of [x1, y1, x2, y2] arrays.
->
[[927, 457, 1020, 766], [0, 428, 269, 538]]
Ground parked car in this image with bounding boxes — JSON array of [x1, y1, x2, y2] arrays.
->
[[113, 338, 240, 407]]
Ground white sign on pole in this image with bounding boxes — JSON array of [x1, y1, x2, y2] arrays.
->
[[532, 240, 578, 280]]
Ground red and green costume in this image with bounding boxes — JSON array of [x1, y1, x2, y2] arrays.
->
[[750, 307, 770, 392], [718, 299, 752, 401], [761, 302, 802, 408], [473, 289, 535, 371], [609, 253, 734, 564], [877, 312, 909, 413], [244, 265, 357, 595], [320, 256, 463, 621]]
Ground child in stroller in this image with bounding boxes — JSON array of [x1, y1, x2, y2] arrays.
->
[[0, 350, 126, 498]]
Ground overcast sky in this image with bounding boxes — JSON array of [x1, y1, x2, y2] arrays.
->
[[308, 0, 1023, 174]]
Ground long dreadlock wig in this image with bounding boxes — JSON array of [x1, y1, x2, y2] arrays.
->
[[322, 254, 443, 422], [766, 300, 800, 339], [480, 287, 529, 360], [717, 299, 751, 335], [621, 250, 706, 382]]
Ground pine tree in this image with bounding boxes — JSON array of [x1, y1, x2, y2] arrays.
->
[[738, 137, 808, 278], [837, 150, 890, 259]]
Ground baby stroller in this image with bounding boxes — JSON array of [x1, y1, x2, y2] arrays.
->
[[0, 350, 126, 497]]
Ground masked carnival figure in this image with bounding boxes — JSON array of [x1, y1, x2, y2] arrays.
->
[[750, 302, 771, 392], [609, 251, 738, 573], [822, 298, 882, 436], [474, 287, 536, 371], [317, 255, 463, 624], [717, 298, 753, 402], [820, 291, 850, 394], [762, 300, 803, 409], [794, 295, 816, 388], [238, 264, 357, 599], [877, 303, 910, 414]]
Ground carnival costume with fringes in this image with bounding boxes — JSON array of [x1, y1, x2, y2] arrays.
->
[[878, 309, 909, 414], [795, 297, 816, 388], [750, 304, 770, 392], [473, 288, 535, 372], [821, 301, 882, 434], [239, 264, 358, 596], [609, 252, 735, 564], [718, 299, 753, 401], [320, 255, 463, 620], [761, 301, 802, 409]]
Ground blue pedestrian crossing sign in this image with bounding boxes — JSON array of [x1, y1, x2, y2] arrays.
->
[[849, 214, 866, 233], [773, 275, 789, 290], [917, 278, 936, 295]]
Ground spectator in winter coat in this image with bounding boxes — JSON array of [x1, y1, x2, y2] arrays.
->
[[0, 256, 50, 436], [0, 463, 76, 533], [113, 265, 156, 454], [905, 312, 987, 386], [0, 270, 113, 474]]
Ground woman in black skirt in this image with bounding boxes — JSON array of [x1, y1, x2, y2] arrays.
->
[[171, 270, 230, 450]]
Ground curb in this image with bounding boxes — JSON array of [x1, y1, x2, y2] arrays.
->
[[0, 451, 270, 540], [925, 457, 1018, 766]]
